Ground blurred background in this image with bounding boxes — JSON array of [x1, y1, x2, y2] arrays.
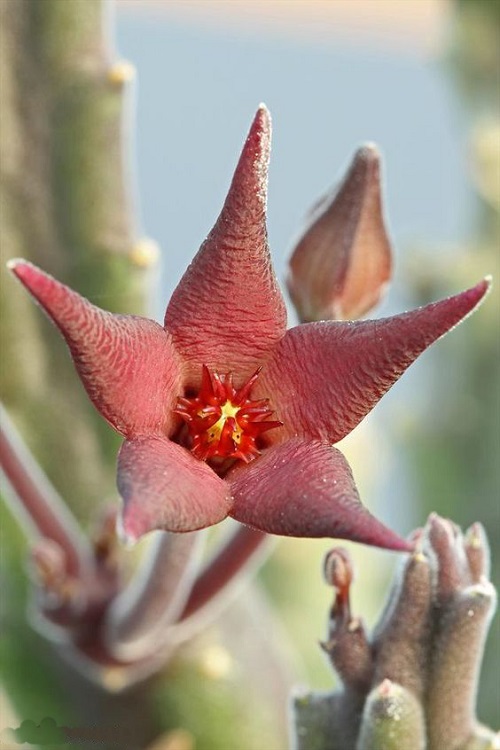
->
[[1, 0, 498, 747], [115, 0, 499, 717]]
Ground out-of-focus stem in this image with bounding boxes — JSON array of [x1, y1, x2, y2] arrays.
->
[[178, 525, 270, 622], [0, 0, 154, 512], [104, 531, 204, 662], [0, 404, 91, 577]]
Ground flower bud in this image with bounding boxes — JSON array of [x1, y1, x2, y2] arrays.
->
[[287, 145, 392, 322]]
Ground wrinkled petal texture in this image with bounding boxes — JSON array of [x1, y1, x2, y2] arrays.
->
[[9, 261, 184, 438], [228, 438, 410, 550], [288, 145, 392, 322], [118, 436, 232, 540], [165, 106, 287, 384], [257, 279, 490, 445]]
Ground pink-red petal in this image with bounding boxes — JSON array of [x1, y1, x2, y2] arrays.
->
[[164, 106, 287, 384], [258, 279, 491, 445], [117, 436, 232, 541], [9, 260, 184, 438], [228, 438, 411, 551]]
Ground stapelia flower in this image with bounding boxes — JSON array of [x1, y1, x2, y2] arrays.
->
[[287, 144, 393, 322], [8, 106, 490, 552]]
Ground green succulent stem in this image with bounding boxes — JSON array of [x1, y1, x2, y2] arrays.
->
[[291, 518, 497, 750], [0, 0, 152, 514], [0, 0, 158, 741]]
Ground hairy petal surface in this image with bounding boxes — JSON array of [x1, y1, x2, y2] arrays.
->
[[117, 436, 232, 541], [258, 279, 490, 445], [165, 106, 287, 383], [287, 144, 392, 322], [228, 438, 411, 551], [9, 260, 184, 438]]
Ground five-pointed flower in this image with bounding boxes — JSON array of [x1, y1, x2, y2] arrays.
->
[[8, 106, 490, 552]]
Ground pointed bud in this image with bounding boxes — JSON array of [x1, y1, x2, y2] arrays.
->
[[323, 547, 353, 614], [323, 547, 354, 592], [321, 549, 373, 691], [287, 145, 392, 322]]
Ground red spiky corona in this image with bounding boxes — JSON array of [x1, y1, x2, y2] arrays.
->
[[175, 366, 282, 463]]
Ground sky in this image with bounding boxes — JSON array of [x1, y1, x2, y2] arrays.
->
[[114, 0, 470, 321]]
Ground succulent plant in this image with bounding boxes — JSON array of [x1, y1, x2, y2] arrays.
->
[[292, 516, 498, 750], [1, 1, 496, 747]]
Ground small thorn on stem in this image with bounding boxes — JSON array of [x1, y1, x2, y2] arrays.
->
[[128, 238, 160, 268], [378, 677, 394, 697], [107, 60, 136, 86]]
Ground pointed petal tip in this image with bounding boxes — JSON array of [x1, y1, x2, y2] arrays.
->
[[7, 257, 37, 281], [229, 440, 414, 553], [244, 104, 272, 166], [355, 142, 381, 164], [253, 102, 271, 130], [164, 104, 286, 375], [482, 274, 493, 291], [390, 536, 414, 554], [360, 524, 414, 554], [214, 103, 273, 218], [6, 257, 25, 272], [115, 512, 139, 548], [455, 275, 492, 318], [7, 258, 53, 294]]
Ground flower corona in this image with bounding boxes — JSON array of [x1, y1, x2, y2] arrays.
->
[[175, 366, 282, 464]]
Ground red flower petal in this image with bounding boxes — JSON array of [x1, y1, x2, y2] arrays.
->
[[164, 106, 287, 383], [117, 436, 232, 541], [8, 260, 183, 438], [228, 438, 411, 551], [287, 145, 392, 322], [258, 279, 491, 445]]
